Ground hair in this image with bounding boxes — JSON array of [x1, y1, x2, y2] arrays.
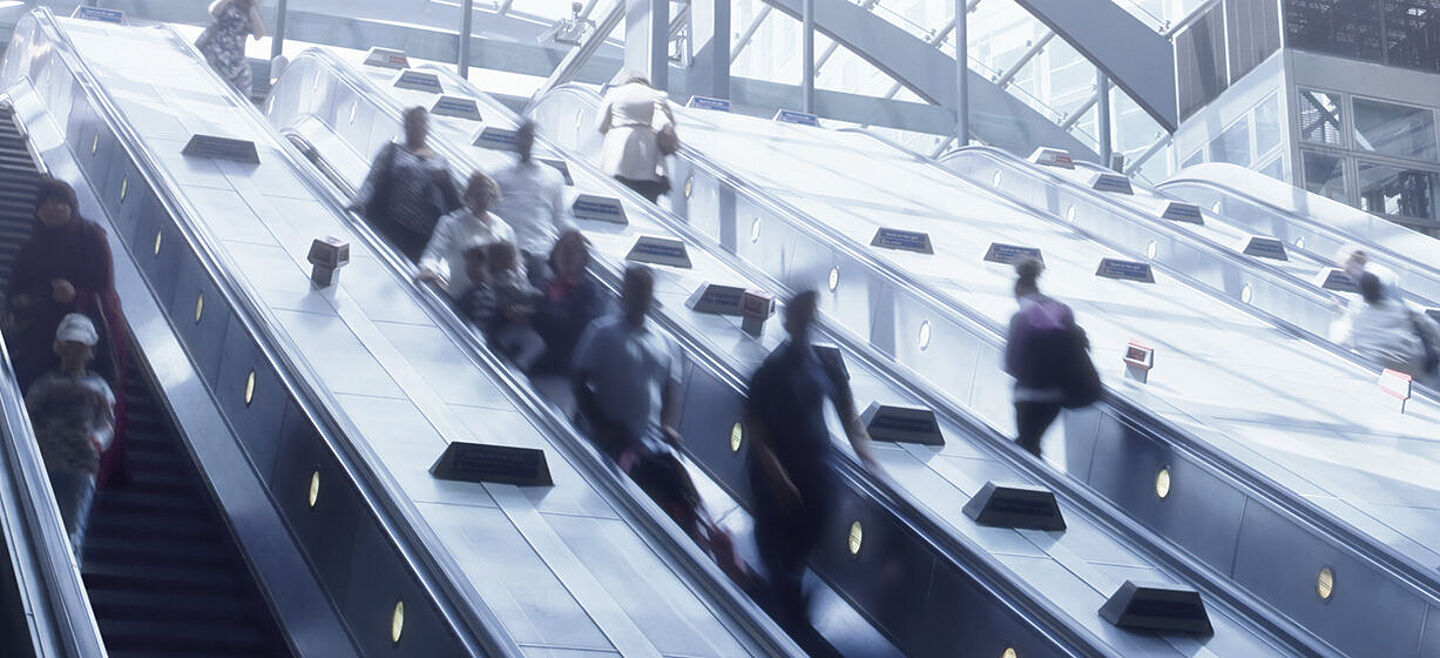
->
[[784, 289, 819, 333], [462, 242, 489, 262], [486, 240, 518, 273], [1358, 271, 1384, 305], [549, 229, 591, 270], [35, 178, 79, 218], [515, 120, 537, 163], [623, 71, 651, 87], [465, 172, 502, 207], [1015, 257, 1044, 289], [624, 264, 654, 292]]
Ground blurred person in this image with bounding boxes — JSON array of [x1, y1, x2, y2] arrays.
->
[[530, 230, 608, 375], [416, 171, 515, 295], [1334, 272, 1440, 379], [744, 290, 876, 651], [595, 72, 675, 203], [195, 0, 265, 95], [1339, 246, 1401, 301], [1003, 258, 1102, 458], [350, 107, 461, 261], [24, 314, 115, 567], [458, 241, 546, 371], [490, 121, 571, 276]]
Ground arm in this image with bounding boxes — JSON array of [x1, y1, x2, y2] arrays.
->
[[208, 0, 229, 18], [249, 6, 266, 40], [595, 97, 614, 135], [416, 214, 454, 281], [350, 143, 392, 211], [744, 408, 800, 507], [825, 359, 878, 467], [659, 379, 683, 447]]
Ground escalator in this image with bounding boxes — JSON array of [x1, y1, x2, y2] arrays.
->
[[525, 85, 1440, 657], [0, 105, 289, 657], [268, 48, 1331, 656]]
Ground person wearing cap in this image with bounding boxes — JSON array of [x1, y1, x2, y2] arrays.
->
[[24, 314, 116, 566]]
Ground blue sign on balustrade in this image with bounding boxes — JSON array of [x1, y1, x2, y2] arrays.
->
[[1096, 258, 1156, 283], [73, 6, 126, 24], [182, 135, 260, 164], [394, 70, 443, 94], [984, 243, 1043, 266], [626, 235, 692, 268], [1241, 236, 1288, 261], [431, 96, 481, 121], [686, 95, 732, 112], [871, 228, 934, 254], [774, 109, 820, 126], [571, 194, 626, 224], [474, 126, 517, 151]]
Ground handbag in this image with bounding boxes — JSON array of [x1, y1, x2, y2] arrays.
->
[[654, 100, 679, 156], [1061, 325, 1104, 409], [1409, 308, 1440, 375]]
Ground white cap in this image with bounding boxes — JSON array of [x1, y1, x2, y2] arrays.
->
[[54, 313, 98, 346]]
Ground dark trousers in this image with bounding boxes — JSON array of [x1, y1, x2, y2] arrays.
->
[[753, 485, 830, 626], [372, 217, 431, 263], [616, 175, 669, 203], [1015, 401, 1063, 457]]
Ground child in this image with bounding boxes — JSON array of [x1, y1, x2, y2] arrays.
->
[[458, 241, 547, 371]]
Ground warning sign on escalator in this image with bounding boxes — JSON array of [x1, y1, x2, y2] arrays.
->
[[870, 228, 933, 254]]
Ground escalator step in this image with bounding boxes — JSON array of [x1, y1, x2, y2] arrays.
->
[[83, 559, 243, 592], [93, 618, 277, 656]]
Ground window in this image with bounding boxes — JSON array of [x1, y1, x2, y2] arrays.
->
[[1352, 97, 1438, 161], [1182, 148, 1206, 169], [1260, 157, 1286, 181], [1209, 117, 1252, 166], [1299, 90, 1344, 146], [1357, 160, 1439, 220], [1254, 93, 1283, 157], [1302, 150, 1348, 202]]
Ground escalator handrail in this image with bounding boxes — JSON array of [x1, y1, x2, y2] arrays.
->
[[1157, 171, 1440, 289], [267, 56, 802, 654], [533, 84, 1440, 607], [0, 337, 108, 657], [23, 9, 521, 656], [920, 141, 1440, 404]]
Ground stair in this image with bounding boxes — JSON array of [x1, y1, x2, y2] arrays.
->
[[0, 106, 292, 657]]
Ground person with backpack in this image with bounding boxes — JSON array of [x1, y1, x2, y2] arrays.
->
[[595, 72, 676, 203], [1004, 258, 1102, 458], [349, 107, 462, 261], [1334, 271, 1440, 381]]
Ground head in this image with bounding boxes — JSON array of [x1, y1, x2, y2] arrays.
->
[[52, 313, 97, 374], [623, 71, 651, 88], [1014, 257, 1043, 299], [571, 1, 583, 15], [462, 244, 489, 283], [549, 229, 591, 278], [464, 172, 501, 214], [403, 106, 429, 148], [1359, 271, 1384, 305], [621, 264, 655, 326], [485, 240, 519, 277], [783, 290, 820, 341], [515, 120, 537, 163], [35, 179, 79, 229]]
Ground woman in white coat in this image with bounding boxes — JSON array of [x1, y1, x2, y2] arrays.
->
[[417, 172, 516, 299], [595, 73, 675, 203]]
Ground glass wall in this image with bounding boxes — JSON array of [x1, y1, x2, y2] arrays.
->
[[1284, 0, 1440, 75]]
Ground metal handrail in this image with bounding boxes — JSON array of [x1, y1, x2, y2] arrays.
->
[[271, 53, 802, 656], [25, 8, 520, 655], [529, 84, 1339, 656], [598, 86, 1440, 612]]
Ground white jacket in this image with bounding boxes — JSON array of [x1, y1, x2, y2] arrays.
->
[[1334, 298, 1425, 373], [420, 209, 515, 298], [490, 160, 571, 256], [596, 82, 673, 181]]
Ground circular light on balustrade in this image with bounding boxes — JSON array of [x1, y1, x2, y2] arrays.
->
[[827, 267, 839, 292], [90, 133, 98, 155], [918, 320, 932, 351], [730, 422, 743, 453], [1065, 205, 1077, 222], [1241, 283, 1253, 304], [750, 217, 761, 243], [308, 470, 320, 508], [1155, 467, 1172, 499], [153, 229, 163, 256], [991, 169, 1003, 187], [1295, 237, 1306, 250], [1146, 240, 1158, 260], [194, 293, 204, 323], [683, 176, 693, 199], [847, 521, 863, 556], [267, 97, 275, 113], [120, 177, 128, 202], [391, 600, 405, 644], [1002, 649, 1018, 658], [244, 371, 256, 406], [1211, 200, 1222, 213], [1317, 567, 1334, 601], [349, 102, 358, 125]]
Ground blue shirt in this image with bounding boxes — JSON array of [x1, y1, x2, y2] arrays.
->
[[572, 315, 682, 446], [745, 340, 850, 497]]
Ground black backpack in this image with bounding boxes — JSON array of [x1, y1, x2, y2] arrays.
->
[[1018, 310, 1103, 409]]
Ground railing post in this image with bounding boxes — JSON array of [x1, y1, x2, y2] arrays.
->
[[802, 0, 816, 112], [954, 0, 969, 146], [458, 0, 475, 78], [1097, 70, 1112, 168], [269, 0, 288, 61]]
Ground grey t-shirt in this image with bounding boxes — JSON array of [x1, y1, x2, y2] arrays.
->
[[572, 315, 682, 444]]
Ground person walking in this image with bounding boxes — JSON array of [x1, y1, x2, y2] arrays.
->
[[195, 0, 265, 96], [1003, 258, 1102, 458], [1334, 271, 1440, 379], [416, 172, 515, 296], [744, 290, 877, 653], [350, 107, 461, 261], [530, 230, 608, 375], [490, 121, 570, 276], [595, 73, 675, 203], [24, 314, 116, 567]]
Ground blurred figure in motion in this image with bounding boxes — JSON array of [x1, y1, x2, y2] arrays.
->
[[572, 265, 746, 582], [491, 121, 571, 277], [1004, 258, 1102, 458], [351, 107, 461, 261], [417, 172, 515, 294], [596, 72, 676, 203], [195, 0, 265, 95], [1339, 246, 1401, 301], [25, 314, 115, 567], [530, 230, 607, 376], [745, 290, 877, 654], [458, 241, 546, 372], [1334, 272, 1440, 381]]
